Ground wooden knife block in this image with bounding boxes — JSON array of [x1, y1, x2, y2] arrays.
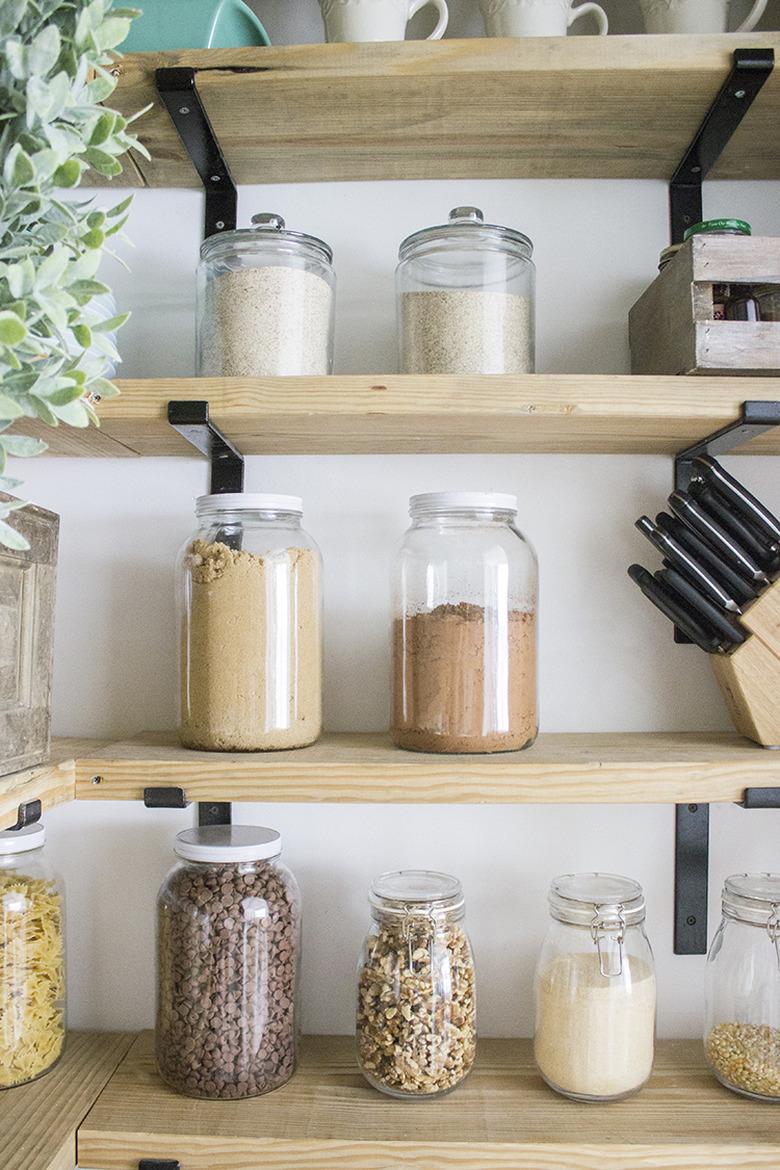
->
[[711, 576, 780, 748]]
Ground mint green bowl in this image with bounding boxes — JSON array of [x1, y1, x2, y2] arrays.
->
[[123, 0, 271, 51]]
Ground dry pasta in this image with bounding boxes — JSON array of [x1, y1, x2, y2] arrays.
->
[[0, 872, 64, 1088]]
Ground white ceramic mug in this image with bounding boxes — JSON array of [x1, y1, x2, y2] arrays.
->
[[320, 0, 449, 42], [640, 0, 767, 33], [480, 0, 608, 36]]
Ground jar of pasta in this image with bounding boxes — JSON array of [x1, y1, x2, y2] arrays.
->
[[0, 824, 66, 1089]]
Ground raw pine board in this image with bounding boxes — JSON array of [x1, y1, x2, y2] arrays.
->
[[33, 375, 780, 456], [74, 730, 780, 804], [79, 1033, 780, 1170], [0, 1032, 133, 1170], [0, 738, 99, 829], [108, 35, 780, 186]]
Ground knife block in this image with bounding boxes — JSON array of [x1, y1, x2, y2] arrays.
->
[[710, 577, 780, 748]]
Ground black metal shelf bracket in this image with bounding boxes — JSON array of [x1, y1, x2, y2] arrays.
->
[[139, 1160, 181, 1170], [742, 787, 780, 809], [675, 400, 780, 492], [168, 400, 244, 494], [669, 47, 773, 244], [155, 66, 237, 240], [674, 802, 710, 954], [5, 799, 42, 832]]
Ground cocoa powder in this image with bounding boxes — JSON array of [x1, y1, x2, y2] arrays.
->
[[393, 602, 537, 752]]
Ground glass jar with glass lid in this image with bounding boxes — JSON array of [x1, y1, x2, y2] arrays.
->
[[704, 873, 780, 1101], [197, 212, 335, 376], [392, 491, 538, 754], [356, 870, 477, 1099], [0, 824, 66, 1090], [534, 873, 656, 1102], [178, 493, 322, 752], [396, 207, 535, 374]]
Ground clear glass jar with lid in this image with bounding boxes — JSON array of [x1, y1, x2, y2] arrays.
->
[[178, 493, 322, 751], [196, 212, 335, 376], [704, 873, 780, 1101], [534, 873, 656, 1102], [0, 823, 66, 1090], [396, 207, 536, 374], [392, 491, 537, 753], [356, 870, 476, 1099], [156, 825, 301, 1100]]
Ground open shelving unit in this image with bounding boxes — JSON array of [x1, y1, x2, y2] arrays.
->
[[4, 33, 780, 1170]]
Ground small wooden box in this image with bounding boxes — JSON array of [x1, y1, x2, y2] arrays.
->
[[629, 235, 780, 376], [0, 497, 59, 779]]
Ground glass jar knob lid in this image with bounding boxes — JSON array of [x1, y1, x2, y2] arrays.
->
[[251, 212, 286, 230], [449, 206, 484, 224]]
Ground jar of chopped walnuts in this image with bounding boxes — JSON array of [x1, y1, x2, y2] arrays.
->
[[356, 870, 476, 1099]]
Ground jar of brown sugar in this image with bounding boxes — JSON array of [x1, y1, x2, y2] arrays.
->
[[156, 825, 301, 1100], [177, 493, 322, 752], [392, 492, 538, 753]]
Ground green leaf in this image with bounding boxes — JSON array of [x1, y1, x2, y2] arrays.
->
[[0, 434, 48, 457], [48, 384, 86, 406], [0, 311, 28, 346], [87, 376, 120, 401], [3, 143, 35, 187], [53, 158, 82, 187], [51, 399, 90, 426], [92, 311, 129, 332], [0, 518, 31, 552], [29, 24, 61, 76], [107, 194, 133, 218], [0, 396, 25, 420], [72, 323, 92, 347]]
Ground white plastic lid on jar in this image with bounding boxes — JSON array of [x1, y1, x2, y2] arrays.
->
[[195, 493, 303, 516], [174, 825, 282, 863], [0, 824, 46, 854], [409, 491, 518, 518]]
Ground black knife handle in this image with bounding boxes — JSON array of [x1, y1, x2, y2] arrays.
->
[[628, 565, 722, 654], [693, 455, 780, 543], [655, 513, 759, 604], [657, 566, 747, 648], [688, 480, 779, 568], [669, 491, 769, 586], [635, 516, 740, 612]]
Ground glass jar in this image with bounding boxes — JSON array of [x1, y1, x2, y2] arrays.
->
[[704, 873, 780, 1102], [156, 825, 301, 1100], [534, 873, 656, 1102], [0, 824, 65, 1089], [356, 870, 476, 1099], [178, 493, 322, 752], [683, 218, 752, 321], [392, 492, 538, 753], [396, 207, 535, 374], [197, 212, 335, 376], [754, 284, 780, 322]]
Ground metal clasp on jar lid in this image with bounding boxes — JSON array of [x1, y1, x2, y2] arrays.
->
[[590, 903, 626, 978], [769, 903, 780, 972]]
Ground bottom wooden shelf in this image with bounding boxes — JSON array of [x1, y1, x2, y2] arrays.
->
[[78, 1032, 780, 1170]]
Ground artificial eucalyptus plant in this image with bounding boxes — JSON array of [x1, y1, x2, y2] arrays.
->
[[0, 0, 146, 548]]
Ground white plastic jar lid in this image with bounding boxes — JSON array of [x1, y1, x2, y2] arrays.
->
[[410, 491, 518, 516], [174, 825, 282, 863], [196, 493, 303, 515], [0, 824, 46, 855]]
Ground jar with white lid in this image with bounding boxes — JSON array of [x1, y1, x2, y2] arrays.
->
[[534, 873, 656, 1102], [705, 873, 780, 1101], [356, 870, 476, 1099], [392, 491, 538, 753], [0, 824, 65, 1089], [156, 825, 301, 1100], [396, 207, 536, 374], [197, 212, 335, 376], [178, 493, 322, 751]]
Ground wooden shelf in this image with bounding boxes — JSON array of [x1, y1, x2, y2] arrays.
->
[[73, 730, 780, 805], [78, 1032, 780, 1170], [0, 738, 101, 829], [100, 35, 780, 187], [21, 375, 780, 457], [0, 1031, 132, 1170]]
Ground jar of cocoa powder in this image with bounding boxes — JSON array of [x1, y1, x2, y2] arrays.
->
[[392, 492, 538, 753], [156, 825, 301, 1100]]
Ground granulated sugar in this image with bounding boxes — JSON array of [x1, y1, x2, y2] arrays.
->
[[199, 264, 333, 376], [400, 289, 533, 374]]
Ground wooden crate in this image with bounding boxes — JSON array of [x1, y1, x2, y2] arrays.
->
[[629, 235, 780, 376]]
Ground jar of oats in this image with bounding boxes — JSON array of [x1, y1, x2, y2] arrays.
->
[[705, 873, 780, 1102], [356, 870, 477, 1099], [178, 493, 322, 751], [396, 207, 535, 374], [197, 212, 335, 376]]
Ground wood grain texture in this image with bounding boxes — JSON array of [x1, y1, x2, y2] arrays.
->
[[13, 415, 141, 458], [104, 35, 780, 187], [696, 322, 780, 375], [710, 637, 780, 748], [78, 1033, 780, 1170], [0, 737, 99, 829], [77, 374, 780, 456], [73, 729, 780, 804], [0, 1031, 133, 1170], [741, 577, 780, 660]]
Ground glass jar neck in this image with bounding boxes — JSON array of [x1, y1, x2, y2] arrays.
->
[[371, 902, 464, 931], [196, 509, 302, 527], [410, 508, 516, 525], [0, 849, 43, 870]]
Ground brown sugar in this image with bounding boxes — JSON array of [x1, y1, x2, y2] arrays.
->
[[392, 602, 537, 753]]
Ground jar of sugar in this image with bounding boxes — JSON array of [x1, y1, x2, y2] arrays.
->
[[196, 212, 335, 376], [396, 207, 535, 374], [534, 873, 656, 1102]]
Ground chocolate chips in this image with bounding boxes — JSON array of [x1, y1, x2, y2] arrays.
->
[[156, 858, 300, 1100]]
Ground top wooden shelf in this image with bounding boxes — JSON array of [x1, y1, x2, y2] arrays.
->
[[103, 35, 780, 188]]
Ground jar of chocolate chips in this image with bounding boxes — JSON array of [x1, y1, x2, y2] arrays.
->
[[392, 492, 538, 753], [156, 825, 301, 1100]]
